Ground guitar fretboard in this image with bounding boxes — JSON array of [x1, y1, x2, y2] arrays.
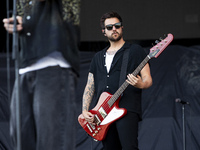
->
[[108, 55, 150, 107]]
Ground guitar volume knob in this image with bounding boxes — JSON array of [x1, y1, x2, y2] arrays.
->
[[95, 130, 98, 134]]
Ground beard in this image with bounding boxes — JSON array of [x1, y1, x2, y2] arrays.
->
[[108, 31, 123, 42]]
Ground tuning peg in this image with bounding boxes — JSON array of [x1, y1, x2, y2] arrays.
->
[[159, 37, 163, 41], [155, 40, 160, 44]]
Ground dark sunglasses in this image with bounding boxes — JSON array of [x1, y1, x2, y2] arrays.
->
[[105, 22, 122, 30]]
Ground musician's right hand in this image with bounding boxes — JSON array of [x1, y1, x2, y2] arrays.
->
[[3, 16, 23, 34], [82, 111, 95, 124]]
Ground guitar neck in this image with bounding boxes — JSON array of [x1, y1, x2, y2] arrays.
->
[[108, 55, 150, 107]]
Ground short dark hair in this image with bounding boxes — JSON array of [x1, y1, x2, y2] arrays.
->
[[100, 11, 123, 29]]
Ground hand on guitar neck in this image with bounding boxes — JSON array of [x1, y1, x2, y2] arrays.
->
[[126, 64, 152, 89]]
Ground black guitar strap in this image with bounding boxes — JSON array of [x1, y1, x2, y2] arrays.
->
[[119, 48, 130, 87]]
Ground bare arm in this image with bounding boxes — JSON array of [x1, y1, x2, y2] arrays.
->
[[126, 63, 152, 89], [82, 72, 95, 123]]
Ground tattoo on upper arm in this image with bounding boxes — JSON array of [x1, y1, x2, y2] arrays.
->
[[82, 73, 95, 111]]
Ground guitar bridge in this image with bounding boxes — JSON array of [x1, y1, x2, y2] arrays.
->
[[86, 124, 93, 133]]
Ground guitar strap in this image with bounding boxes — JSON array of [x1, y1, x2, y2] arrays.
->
[[119, 47, 130, 87]]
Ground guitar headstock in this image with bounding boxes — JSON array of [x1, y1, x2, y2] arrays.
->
[[149, 33, 174, 58]]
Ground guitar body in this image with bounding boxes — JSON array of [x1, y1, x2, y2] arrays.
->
[[78, 92, 127, 141]]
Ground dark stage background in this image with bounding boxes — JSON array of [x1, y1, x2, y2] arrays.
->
[[0, 0, 200, 52], [0, 0, 200, 150], [1, 45, 200, 150]]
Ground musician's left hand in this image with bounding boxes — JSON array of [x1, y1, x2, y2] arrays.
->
[[126, 74, 144, 89]]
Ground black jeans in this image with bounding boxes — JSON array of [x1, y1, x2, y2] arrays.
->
[[102, 112, 140, 150], [10, 66, 77, 150]]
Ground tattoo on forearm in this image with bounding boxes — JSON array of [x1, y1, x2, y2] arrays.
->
[[82, 73, 95, 111]]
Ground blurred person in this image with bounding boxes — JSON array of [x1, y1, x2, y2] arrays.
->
[[3, 0, 80, 150]]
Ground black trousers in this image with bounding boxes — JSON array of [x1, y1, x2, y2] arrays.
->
[[10, 66, 77, 150], [102, 111, 140, 150]]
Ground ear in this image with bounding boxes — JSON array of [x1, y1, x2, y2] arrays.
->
[[102, 29, 106, 36]]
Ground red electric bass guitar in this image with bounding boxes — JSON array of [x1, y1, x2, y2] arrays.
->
[[78, 33, 174, 141]]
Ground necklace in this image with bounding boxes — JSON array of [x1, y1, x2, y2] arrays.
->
[[106, 50, 117, 55]]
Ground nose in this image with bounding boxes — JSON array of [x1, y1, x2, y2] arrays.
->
[[112, 26, 117, 30]]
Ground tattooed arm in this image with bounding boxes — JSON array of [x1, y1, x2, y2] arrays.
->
[[82, 72, 95, 123]]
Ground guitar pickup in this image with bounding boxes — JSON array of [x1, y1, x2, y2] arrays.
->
[[99, 107, 107, 119], [94, 114, 101, 126]]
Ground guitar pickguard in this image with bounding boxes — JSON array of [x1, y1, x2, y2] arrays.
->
[[100, 106, 125, 125]]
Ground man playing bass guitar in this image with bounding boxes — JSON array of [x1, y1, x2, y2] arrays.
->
[[81, 11, 152, 150]]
